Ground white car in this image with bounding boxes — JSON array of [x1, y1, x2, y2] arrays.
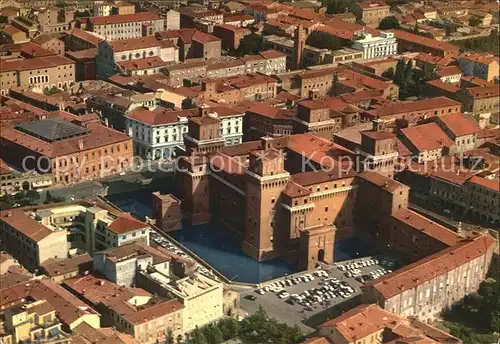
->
[[278, 292, 289, 299], [257, 289, 265, 295]]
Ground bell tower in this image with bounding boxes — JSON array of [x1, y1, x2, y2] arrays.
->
[[292, 25, 307, 70], [243, 137, 290, 261]]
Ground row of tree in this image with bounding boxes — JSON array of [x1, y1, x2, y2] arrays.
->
[[385, 58, 434, 98], [0, 190, 66, 210], [167, 307, 302, 344]]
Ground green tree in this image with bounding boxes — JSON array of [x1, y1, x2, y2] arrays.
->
[[378, 16, 400, 30], [382, 67, 395, 79], [26, 190, 40, 201], [45, 191, 53, 204], [75, 10, 91, 18], [181, 97, 195, 110], [190, 326, 207, 344], [44, 86, 62, 95], [0, 194, 15, 210], [202, 324, 223, 344], [218, 318, 240, 340], [305, 31, 342, 51], [165, 328, 174, 344], [394, 59, 406, 83], [469, 16, 481, 27], [175, 335, 183, 344], [324, 0, 355, 14], [236, 34, 264, 56]]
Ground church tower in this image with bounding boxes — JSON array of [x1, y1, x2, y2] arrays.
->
[[242, 137, 290, 261], [292, 25, 306, 70]]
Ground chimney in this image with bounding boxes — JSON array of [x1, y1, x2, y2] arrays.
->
[[198, 104, 208, 117], [309, 89, 320, 100], [78, 139, 84, 150], [372, 118, 384, 132], [261, 136, 273, 150]]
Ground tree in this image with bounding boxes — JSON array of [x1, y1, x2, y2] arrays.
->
[[26, 190, 40, 201], [190, 326, 207, 344], [324, 0, 355, 14], [165, 328, 174, 344], [382, 67, 395, 79], [218, 318, 240, 341], [394, 59, 406, 83], [236, 34, 264, 56], [202, 324, 223, 344], [175, 335, 183, 344], [413, 21, 420, 34], [44, 86, 62, 95], [181, 97, 195, 110], [45, 191, 53, 204], [378, 16, 400, 30], [305, 31, 342, 51], [469, 16, 481, 27], [75, 10, 91, 18]]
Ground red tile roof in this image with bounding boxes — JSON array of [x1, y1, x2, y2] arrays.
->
[[109, 36, 175, 52], [358, 171, 407, 193], [357, 0, 389, 9], [438, 113, 479, 137], [401, 122, 454, 151], [0, 119, 130, 158], [320, 304, 402, 342], [435, 65, 462, 77], [0, 208, 53, 242], [391, 29, 459, 55], [468, 176, 499, 192], [126, 107, 196, 126], [0, 55, 74, 72], [66, 28, 103, 45], [89, 12, 161, 25], [117, 56, 171, 70], [364, 234, 495, 300], [465, 85, 500, 99], [392, 208, 461, 246], [367, 97, 461, 117], [107, 216, 149, 235]]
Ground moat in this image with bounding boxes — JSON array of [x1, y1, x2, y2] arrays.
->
[[106, 188, 377, 284]]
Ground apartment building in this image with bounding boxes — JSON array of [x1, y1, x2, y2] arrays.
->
[[96, 36, 178, 79], [156, 29, 221, 62], [362, 97, 462, 124], [64, 28, 103, 52], [0, 200, 150, 264], [0, 279, 100, 331], [87, 12, 165, 41], [391, 29, 460, 58], [138, 266, 224, 332], [458, 52, 499, 82], [362, 234, 495, 322], [0, 299, 73, 344], [32, 33, 65, 55], [352, 0, 390, 28], [316, 304, 461, 344], [41, 253, 93, 283], [352, 31, 398, 59], [200, 73, 278, 105], [457, 85, 500, 114], [125, 107, 196, 160], [93, 241, 173, 287], [0, 55, 76, 95], [213, 24, 250, 50], [64, 274, 184, 343], [0, 116, 133, 185], [0, 208, 69, 270], [87, 91, 158, 131], [399, 123, 455, 163]]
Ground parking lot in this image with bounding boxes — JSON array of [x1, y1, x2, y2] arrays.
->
[[149, 230, 215, 277], [240, 256, 400, 332]]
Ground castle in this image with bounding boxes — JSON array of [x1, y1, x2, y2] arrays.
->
[[176, 107, 406, 270]]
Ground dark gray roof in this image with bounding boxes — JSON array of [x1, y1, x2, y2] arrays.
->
[[16, 119, 88, 142]]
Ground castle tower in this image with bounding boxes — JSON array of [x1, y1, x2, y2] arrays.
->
[[152, 192, 182, 232], [356, 119, 399, 178], [292, 25, 306, 70], [242, 137, 290, 261], [183, 104, 225, 156], [178, 156, 212, 225]]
